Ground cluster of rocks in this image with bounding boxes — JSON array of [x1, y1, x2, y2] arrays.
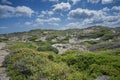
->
[[35, 37, 46, 42], [52, 43, 87, 54], [51, 36, 66, 42]]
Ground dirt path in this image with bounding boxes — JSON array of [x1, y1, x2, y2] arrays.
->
[[0, 42, 9, 80]]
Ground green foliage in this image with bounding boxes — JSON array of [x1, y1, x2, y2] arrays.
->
[[61, 50, 120, 79], [102, 33, 115, 40], [37, 42, 58, 54], [6, 42, 36, 51], [87, 31, 105, 38], [28, 35, 38, 41], [46, 35, 57, 41], [5, 42, 120, 80], [5, 48, 72, 80], [85, 40, 101, 45], [0, 38, 8, 42]]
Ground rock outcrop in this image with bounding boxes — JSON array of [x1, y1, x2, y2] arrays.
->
[[52, 43, 87, 54], [0, 43, 9, 80]]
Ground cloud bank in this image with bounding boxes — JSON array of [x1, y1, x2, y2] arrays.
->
[[0, 5, 34, 18]]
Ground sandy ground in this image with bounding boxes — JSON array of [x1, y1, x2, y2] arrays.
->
[[0, 42, 9, 80]]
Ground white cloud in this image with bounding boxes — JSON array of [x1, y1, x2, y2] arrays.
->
[[1, 0, 12, 4], [40, 10, 54, 17], [45, 11, 54, 15], [24, 22, 32, 25], [88, 0, 100, 4], [87, 0, 114, 4], [68, 6, 120, 27], [27, 17, 61, 27], [48, 23, 59, 26], [68, 8, 103, 20], [102, 7, 110, 12], [42, 0, 59, 2], [0, 5, 14, 18], [111, 6, 120, 15], [36, 17, 61, 23], [112, 6, 120, 11], [66, 22, 82, 28], [102, 0, 113, 4], [38, 11, 52, 18], [0, 5, 34, 18], [15, 6, 34, 17], [49, 0, 59, 2], [38, 14, 44, 18], [70, 0, 80, 5], [53, 2, 71, 13]]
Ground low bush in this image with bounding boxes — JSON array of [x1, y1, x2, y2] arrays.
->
[[6, 42, 36, 51], [0, 38, 8, 42], [5, 42, 120, 80], [102, 33, 115, 40], [37, 42, 58, 54], [60, 50, 120, 79], [28, 35, 38, 41], [5, 48, 72, 80]]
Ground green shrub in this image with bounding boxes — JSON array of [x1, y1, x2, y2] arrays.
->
[[37, 42, 58, 54], [102, 33, 114, 40], [5, 48, 73, 80], [60, 50, 120, 79], [5, 43, 120, 80], [6, 42, 36, 51], [0, 38, 8, 42], [37, 46, 58, 53], [46, 35, 57, 41], [28, 35, 38, 41]]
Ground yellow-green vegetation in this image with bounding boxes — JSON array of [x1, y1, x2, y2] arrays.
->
[[6, 42, 37, 51], [5, 42, 120, 80], [61, 50, 120, 80], [5, 48, 72, 80]]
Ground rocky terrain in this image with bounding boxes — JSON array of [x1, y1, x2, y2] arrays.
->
[[0, 26, 120, 54], [0, 26, 120, 80], [0, 43, 9, 80]]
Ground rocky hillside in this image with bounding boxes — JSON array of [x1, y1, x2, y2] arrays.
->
[[0, 26, 120, 80], [0, 26, 120, 54]]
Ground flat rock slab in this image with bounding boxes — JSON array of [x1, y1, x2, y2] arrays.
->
[[0, 50, 9, 56], [0, 42, 9, 80], [0, 43, 6, 50]]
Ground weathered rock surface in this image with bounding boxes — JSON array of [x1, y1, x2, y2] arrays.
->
[[95, 75, 111, 80], [69, 37, 100, 44], [35, 37, 46, 42], [52, 44, 71, 54], [0, 43, 9, 80], [52, 43, 87, 54]]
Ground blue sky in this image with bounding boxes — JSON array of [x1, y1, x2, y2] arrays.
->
[[0, 0, 120, 34]]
